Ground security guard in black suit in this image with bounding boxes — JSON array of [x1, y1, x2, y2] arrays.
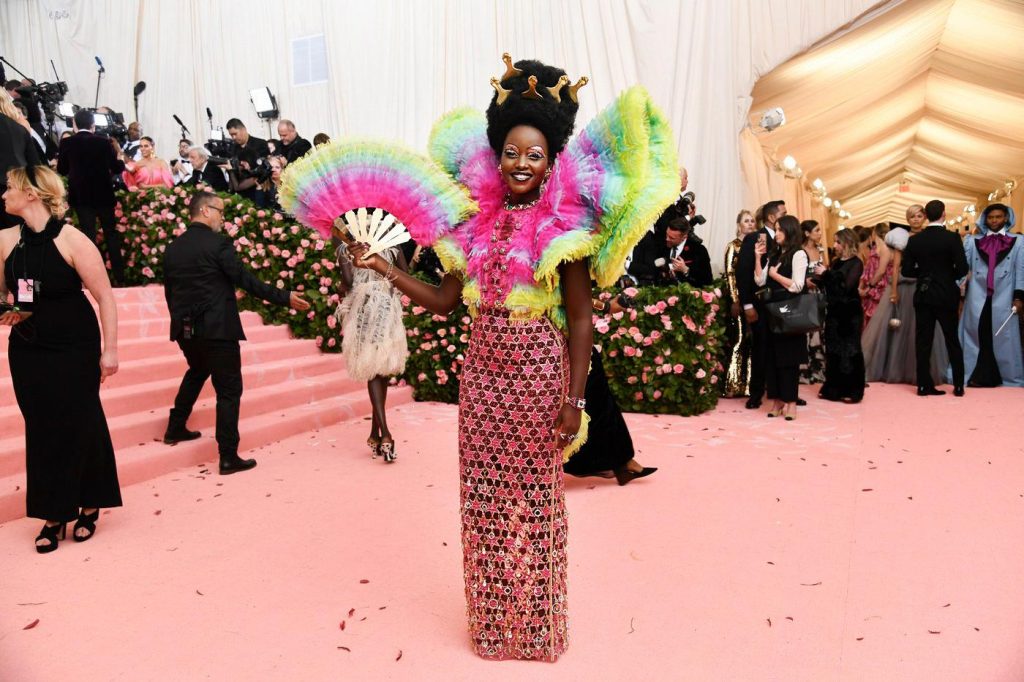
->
[[162, 191, 310, 474]]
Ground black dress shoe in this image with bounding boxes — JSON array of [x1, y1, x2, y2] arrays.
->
[[916, 386, 946, 396], [163, 428, 202, 444], [614, 466, 657, 486], [745, 397, 762, 409], [796, 398, 807, 407], [219, 456, 257, 475], [953, 385, 965, 397]]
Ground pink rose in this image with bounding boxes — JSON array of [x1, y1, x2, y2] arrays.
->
[[695, 368, 706, 379], [327, 337, 337, 347], [623, 346, 637, 357], [653, 390, 662, 399], [702, 291, 714, 304], [634, 392, 643, 401], [623, 287, 639, 297], [673, 363, 685, 374]]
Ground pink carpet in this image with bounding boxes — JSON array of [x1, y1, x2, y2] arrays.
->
[[1, 381, 1023, 680]]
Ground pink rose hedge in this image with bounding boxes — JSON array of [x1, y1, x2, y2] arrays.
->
[[403, 281, 725, 415]]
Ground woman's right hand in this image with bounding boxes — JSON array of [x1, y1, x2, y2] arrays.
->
[[754, 241, 767, 257], [890, 290, 899, 305]]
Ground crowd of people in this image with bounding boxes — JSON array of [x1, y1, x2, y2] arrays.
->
[[718, 198, 1023, 418]]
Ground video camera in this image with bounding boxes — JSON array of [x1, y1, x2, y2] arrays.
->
[[89, 108, 128, 144], [208, 153, 274, 184], [678, 191, 707, 228], [206, 128, 232, 158]]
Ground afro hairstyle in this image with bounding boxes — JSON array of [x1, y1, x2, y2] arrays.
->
[[486, 59, 579, 158]]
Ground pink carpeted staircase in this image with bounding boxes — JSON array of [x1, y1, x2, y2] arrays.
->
[[0, 285, 410, 522]]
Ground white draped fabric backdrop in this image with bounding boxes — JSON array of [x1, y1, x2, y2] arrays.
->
[[1, 0, 888, 270]]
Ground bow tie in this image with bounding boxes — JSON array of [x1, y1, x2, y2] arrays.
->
[[977, 232, 1015, 295]]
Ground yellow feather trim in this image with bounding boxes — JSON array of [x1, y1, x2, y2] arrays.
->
[[533, 230, 598, 291], [433, 236, 467, 277], [561, 411, 591, 463]]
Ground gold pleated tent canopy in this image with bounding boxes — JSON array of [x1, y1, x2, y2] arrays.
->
[[748, 0, 1024, 228]]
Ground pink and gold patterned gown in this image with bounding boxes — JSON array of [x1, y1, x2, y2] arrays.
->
[[428, 90, 679, 660]]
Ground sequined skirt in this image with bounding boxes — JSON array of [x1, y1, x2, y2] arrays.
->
[[458, 309, 569, 661]]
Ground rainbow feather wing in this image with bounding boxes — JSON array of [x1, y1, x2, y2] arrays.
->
[[278, 139, 477, 243], [534, 86, 680, 288]]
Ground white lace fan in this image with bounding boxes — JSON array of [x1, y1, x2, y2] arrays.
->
[[341, 207, 411, 260]]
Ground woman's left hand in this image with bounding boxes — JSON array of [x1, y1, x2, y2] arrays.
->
[[768, 264, 780, 279], [0, 310, 31, 326], [100, 349, 119, 384], [552, 404, 582, 448]]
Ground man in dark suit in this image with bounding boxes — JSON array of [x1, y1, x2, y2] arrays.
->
[[627, 218, 712, 287], [56, 109, 127, 283], [187, 146, 229, 192], [163, 191, 310, 474], [736, 199, 786, 408], [0, 107, 42, 227], [901, 199, 969, 396]]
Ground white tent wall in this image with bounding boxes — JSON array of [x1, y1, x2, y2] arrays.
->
[[1, 0, 886, 269]]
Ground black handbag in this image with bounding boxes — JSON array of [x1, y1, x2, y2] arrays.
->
[[765, 292, 826, 335]]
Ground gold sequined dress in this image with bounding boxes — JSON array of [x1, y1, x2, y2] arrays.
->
[[722, 237, 751, 397]]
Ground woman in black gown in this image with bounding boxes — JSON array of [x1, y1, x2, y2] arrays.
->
[[818, 228, 866, 402], [0, 166, 122, 553], [563, 295, 656, 486]]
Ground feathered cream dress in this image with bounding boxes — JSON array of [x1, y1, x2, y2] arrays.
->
[[336, 245, 409, 381]]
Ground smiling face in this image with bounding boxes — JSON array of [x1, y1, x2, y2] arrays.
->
[[499, 125, 550, 204], [139, 138, 154, 159]]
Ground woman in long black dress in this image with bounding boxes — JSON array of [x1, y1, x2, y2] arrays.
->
[[0, 166, 122, 553], [818, 229, 866, 402]]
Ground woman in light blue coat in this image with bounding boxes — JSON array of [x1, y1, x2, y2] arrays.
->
[[957, 204, 1024, 387]]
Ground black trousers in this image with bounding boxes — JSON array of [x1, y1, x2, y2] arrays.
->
[[169, 339, 243, 458], [914, 302, 963, 389], [748, 306, 769, 401], [73, 203, 124, 281]]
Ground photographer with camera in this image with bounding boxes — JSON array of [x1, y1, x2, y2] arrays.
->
[[56, 109, 127, 284], [276, 119, 312, 164], [187, 146, 228, 192], [225, 118, 269, 202]]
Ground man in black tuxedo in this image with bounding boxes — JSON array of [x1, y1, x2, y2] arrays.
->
[[627, 218, 712, 287], [736, 200, 786, 408], [226, 118, 270, 202], [187, 146, 229, 192], [0, 108, 42, 227], [901, 199, 969, 396], [56, 109, 127, 283], [162, 191, 310, 474]]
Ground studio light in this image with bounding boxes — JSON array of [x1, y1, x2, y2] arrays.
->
[[250, 86, 279, 120], [758, 107, 786, 132]]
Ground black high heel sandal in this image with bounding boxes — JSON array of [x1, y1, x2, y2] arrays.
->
[[614, 466, 657, 486], [379, 440, 396, 463], [73, 509, 100, 542], [35, 522, 67, 554]]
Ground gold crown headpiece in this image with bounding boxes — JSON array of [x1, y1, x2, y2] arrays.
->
[[489, 52, 589, 106]]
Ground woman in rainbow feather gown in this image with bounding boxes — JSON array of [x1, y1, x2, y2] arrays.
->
[[279, 55, 679, 661]]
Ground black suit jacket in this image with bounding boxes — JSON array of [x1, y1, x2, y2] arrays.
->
[[0, 115, 41, 178], [163, 222, 291, 341], [736, 226, 779, 307], [279, 137, 312, 164], [627, 231, 713, 288], [56, 131, 125, 207], [901, 224, 968, 308], [190, 161, 229, 192]]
